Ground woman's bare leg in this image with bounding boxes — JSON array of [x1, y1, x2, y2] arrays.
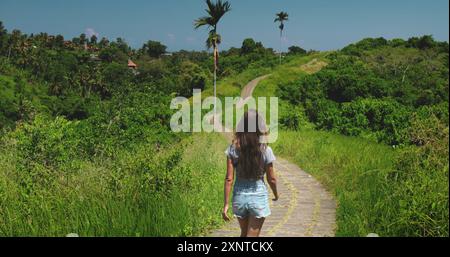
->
[[237, 217, 249, 237], [246, 216, 265, 237]]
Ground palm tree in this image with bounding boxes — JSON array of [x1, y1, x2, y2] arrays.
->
[[194, 0, 231, 120], [274, 11, 289, 64]]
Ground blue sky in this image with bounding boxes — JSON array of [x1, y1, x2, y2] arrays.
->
[[1, 0, 448, 51]]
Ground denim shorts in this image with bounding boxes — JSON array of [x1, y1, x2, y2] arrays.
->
[[232, 179, 271, 219]]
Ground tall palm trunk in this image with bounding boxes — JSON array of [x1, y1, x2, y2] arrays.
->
[[212, 38, 218, 122], [279, 29, 282, 64], [214, 45, 217, 120], [214, 28, 219, 121]]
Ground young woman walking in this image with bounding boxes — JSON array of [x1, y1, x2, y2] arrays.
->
[[222, 110, 279, 237]]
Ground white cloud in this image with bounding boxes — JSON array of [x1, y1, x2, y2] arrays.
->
[[85, 28, 99, 38]]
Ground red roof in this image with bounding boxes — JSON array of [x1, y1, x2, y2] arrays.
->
[[128, 59, 137, 68]]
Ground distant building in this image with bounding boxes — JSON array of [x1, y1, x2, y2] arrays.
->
[[128, 59, 138, 69], [83, 42, 100, 52], [128, 59, 139, 75], [63, 41, 75, 49]]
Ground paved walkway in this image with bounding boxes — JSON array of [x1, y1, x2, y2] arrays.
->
[[208, 59, 336, 237], [209, 158, 336, 237]]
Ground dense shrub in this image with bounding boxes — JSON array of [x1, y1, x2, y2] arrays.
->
[[279, 101, 309, 130], [288, 46, 307, 55], [0, 75, 20, 128], [305, 98, 341, 131], [11, 115, 82, 169], [342, 37, 389, 56], [339, 99, 411, 144], [386, 113, 449, 236], [278, 39, 448, 146], [0, 70, 47, 129]]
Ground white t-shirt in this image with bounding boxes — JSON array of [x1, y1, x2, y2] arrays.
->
[[225, 144, 276, 167]]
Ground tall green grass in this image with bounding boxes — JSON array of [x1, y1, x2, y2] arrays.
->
[[271, 129, 448, 236], [0, 130, 228, 236]]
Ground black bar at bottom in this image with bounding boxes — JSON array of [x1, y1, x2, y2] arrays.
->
[[0, 237, 447, 256]]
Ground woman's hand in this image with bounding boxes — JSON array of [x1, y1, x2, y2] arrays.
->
[[223, 159, 234, 222], [222, 205, 231, 221]]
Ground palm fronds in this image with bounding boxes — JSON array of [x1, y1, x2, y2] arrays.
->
[[194, 0, 231, 49], [274, 11, 289, 23]]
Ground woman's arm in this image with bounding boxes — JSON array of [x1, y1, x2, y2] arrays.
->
[[222, 158, 234, 221], [266, 163, 279, 201]]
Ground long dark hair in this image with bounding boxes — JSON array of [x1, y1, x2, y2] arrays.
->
[[234, 110, 268, 180]]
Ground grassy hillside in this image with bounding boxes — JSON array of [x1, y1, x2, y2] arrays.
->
[[272, 130, 395, 236], [255, 38, 449, 236], [0, 22, 281, 236], [252, 53, 329, 98], [200, 52, 328, 99], [196, 53, 327, 131], [272, 127, 448, 237], [194, 40, 448, 236], [0, 19, 447, 237], [0, 129, 227, 236]]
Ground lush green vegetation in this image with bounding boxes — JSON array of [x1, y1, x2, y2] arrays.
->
[[197, 34, 449, 237], [260, 36, 449, 236], [273, 127, 448, 236], [0, 127, 228, 236], [0, 16, 448, 237], [278, 36, 449, 146], [0, 20, 283, 236], [272, 130, 396, 236]]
